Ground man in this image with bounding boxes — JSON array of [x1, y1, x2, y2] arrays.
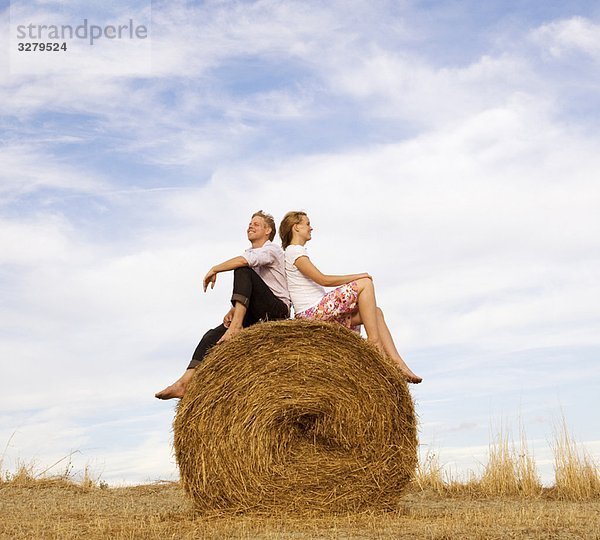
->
[[155, 210, 290, 400]]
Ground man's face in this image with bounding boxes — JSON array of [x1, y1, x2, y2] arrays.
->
[[247, 216, 271, 243]]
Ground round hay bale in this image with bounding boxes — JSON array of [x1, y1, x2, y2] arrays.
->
[[174, 319, 417, 514]]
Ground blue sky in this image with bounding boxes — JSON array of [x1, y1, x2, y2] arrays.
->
[[1, 0, 599, 485]]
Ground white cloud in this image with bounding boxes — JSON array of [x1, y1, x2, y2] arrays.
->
[[319, 47, 537, 126], [0, 215, 72, 265], [531, 17, 600, 59], [151, 94, 600, 357], [0, 145, 104, 201]]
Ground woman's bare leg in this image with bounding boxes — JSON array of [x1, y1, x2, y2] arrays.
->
[[351, 280, 422, 383], [354, 278, 383, 351], [375, 308, 422, 383]]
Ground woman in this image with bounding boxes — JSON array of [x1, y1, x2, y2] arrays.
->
[[279, 211, 422, 383]]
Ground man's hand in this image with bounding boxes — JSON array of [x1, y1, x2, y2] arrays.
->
[[217, 325, 242, 344], [203, 268, 217, 292], [223, 307, 235, 328]]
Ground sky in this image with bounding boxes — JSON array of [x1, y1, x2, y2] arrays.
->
[[1, 0, 599, 485]]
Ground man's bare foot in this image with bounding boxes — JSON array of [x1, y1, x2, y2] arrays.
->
[[155, 369, 195, 400], [155, 380, 186, 400], [217, 325, 242, 344]]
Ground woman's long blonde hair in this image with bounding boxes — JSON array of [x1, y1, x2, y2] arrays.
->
[[279, 211, 307, 249]]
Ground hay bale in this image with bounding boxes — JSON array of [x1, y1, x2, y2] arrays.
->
[[174, 319, 417, 514]]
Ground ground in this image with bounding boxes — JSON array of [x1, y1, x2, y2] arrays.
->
[[1, 481, 598, 539]]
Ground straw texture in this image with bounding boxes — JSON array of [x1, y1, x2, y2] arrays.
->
[[174, 319, 417, 514]]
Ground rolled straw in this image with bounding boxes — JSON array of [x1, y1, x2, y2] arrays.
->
[[174, 319, 417, 514]]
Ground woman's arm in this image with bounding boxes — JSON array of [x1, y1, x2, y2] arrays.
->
[[294, 256, 370, 287]]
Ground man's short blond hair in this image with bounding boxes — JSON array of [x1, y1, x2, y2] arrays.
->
[[252, 210, 276, 241]]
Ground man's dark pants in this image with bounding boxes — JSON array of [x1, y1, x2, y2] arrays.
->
[[187, 267, 289, 369]]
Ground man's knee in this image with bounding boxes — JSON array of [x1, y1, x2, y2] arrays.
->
[[233, 266, 252, 277]]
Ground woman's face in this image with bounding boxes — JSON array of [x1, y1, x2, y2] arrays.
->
[[295, 215, 313, 242]]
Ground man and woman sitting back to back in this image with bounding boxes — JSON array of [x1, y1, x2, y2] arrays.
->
[[155, 210, 421, 400]]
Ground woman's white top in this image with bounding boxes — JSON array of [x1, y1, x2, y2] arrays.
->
[[284, 244, 326, 313]]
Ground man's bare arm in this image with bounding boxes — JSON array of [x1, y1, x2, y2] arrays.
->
[[203, 256, 248, 291]]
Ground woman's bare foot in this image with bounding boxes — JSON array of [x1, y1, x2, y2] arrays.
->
[[392, 356, 422, 383], [371, 342, 423, 384], [399, 367, 422, 384]]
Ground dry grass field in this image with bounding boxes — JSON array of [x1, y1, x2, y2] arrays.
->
[[2, 422, 598, 539], [1, 477, 599, 539]]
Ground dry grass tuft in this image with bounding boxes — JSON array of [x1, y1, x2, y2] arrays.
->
[[1, 453, 108, 492], [3, 462, 38, 486], [174, 319, 417, 515], [414, 448, 448, 495], [553, 417, 600, 500], [479, 425, 543, 497], [414, 421, 600, 502]]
